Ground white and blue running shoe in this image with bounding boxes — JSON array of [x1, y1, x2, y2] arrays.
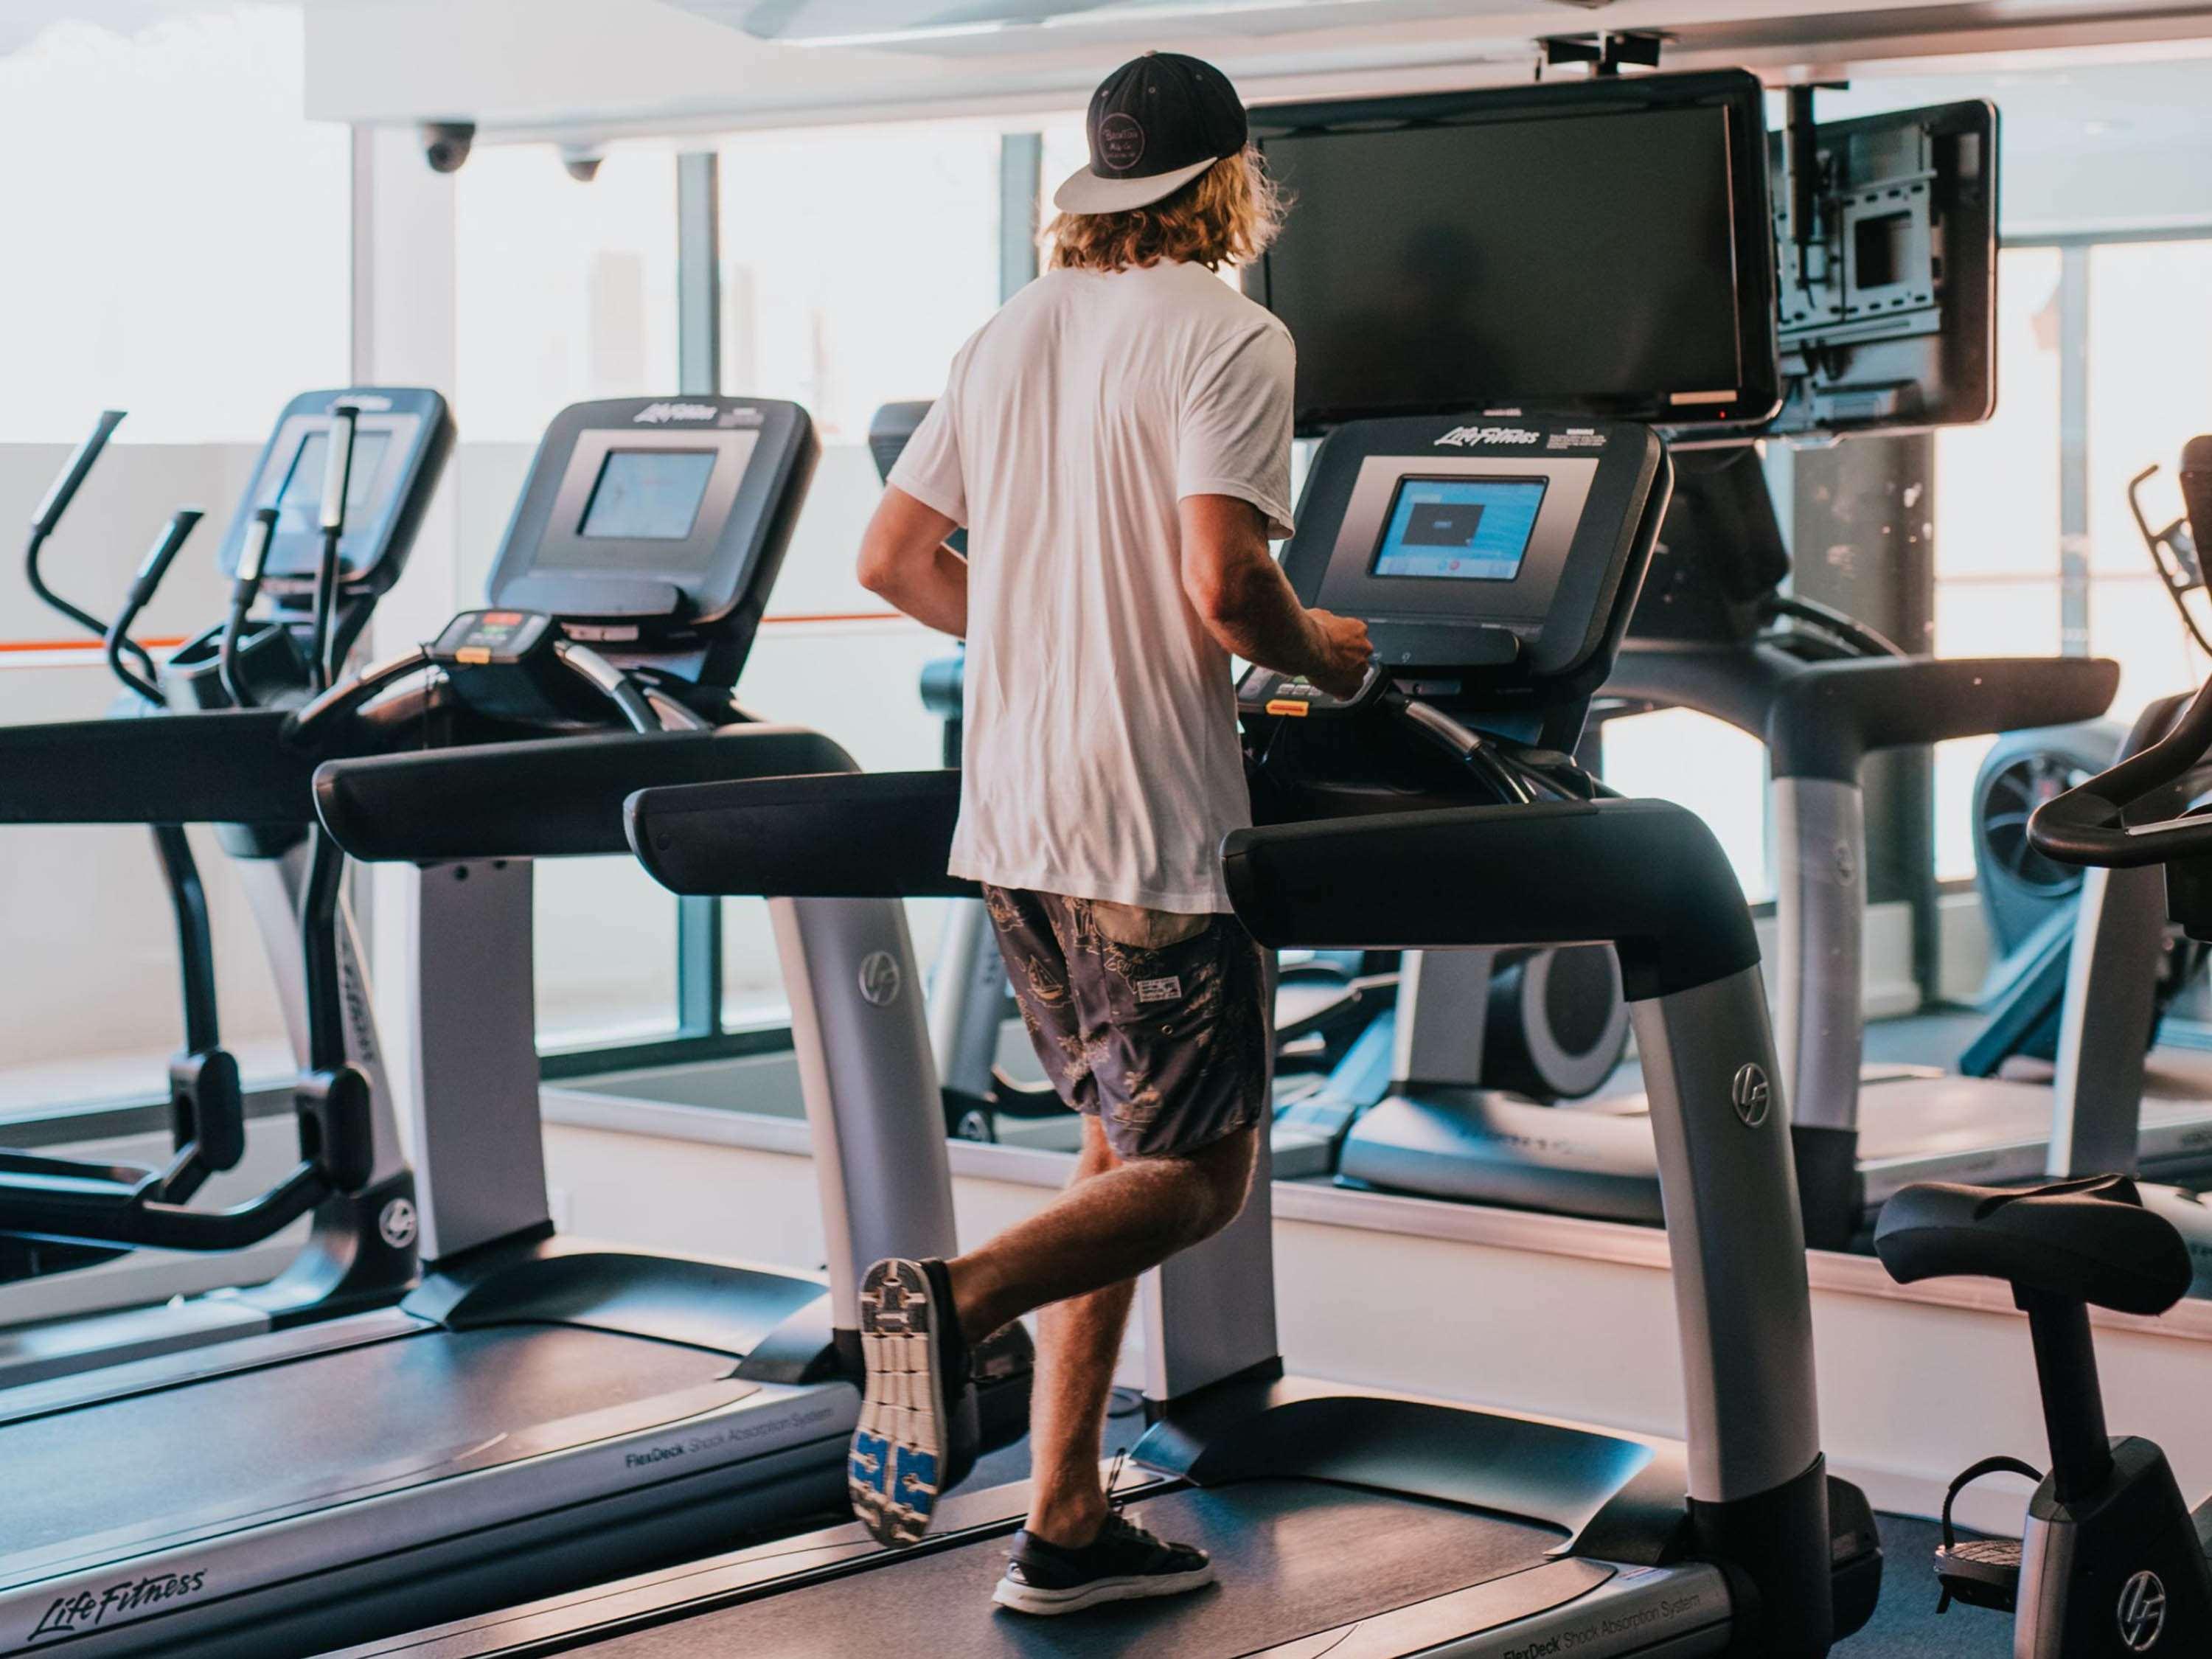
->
[[851, 1257, 973, 1545]]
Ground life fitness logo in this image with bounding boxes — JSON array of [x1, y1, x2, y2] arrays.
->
[[858, 952, 903, 1008], [1435, 425, 1541, 448], [2118, 1570, 2167, 1651], [632, 402, 720, 424], [1730, 1063, 1772, 1128]]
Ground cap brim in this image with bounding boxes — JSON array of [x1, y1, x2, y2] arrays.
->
[[1051, 155, 1217, 216]]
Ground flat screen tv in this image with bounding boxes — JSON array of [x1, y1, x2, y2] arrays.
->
[[1249, 71, 1781, 434]]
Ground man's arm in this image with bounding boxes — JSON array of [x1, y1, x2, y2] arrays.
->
[[857, 484, 968, 639], [1180, 494, 1371, 698]]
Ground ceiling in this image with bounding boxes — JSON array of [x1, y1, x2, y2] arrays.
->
[[672, 0, 1615, 50], [285, 0, 2212, 140]]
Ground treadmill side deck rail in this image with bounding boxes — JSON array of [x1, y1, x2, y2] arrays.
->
[[319, 1472, 1733, 1659], [0, 1326, 855, 1657]]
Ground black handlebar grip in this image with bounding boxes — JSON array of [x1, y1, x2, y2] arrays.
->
[[237, 505, 278, 588], [128, 509, 204, 607], [2031, 675, 2212, 867], [319, 405, 359, 535], [2183, 434, 2212, 563], [31, 409, 127, 535]]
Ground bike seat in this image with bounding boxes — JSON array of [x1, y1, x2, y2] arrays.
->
[[1874, 1175, 2193, 1316]]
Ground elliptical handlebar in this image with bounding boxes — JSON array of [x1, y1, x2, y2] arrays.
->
[[29, 409, 126, 539], [104, 509, 204, 705], [2029, 675, 2212, 867], [22, 409, 159, 686], [307, 403, 360, 692], [218, 506, 279, 709]]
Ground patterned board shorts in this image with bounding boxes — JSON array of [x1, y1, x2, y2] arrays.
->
[[981, 885, 1273, 1161]]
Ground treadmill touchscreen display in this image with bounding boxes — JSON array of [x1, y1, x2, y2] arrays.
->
[[1371, 476, 1545, 580], [279, 429, 392, 522], [580, 450, 719, 540]]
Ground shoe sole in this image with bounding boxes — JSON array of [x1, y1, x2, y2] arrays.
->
[[992, 1564, 1218, 1616], [850, 1258, 948, 1548]]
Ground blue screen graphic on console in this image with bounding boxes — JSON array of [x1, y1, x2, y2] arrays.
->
[[1371, 476, 1547, 580]]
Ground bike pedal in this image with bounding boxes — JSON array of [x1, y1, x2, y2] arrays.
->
[[1934, 1535, 2020, 1614]]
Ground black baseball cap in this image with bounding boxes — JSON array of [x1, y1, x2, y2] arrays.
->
[[1054, 52, 1249, 216]]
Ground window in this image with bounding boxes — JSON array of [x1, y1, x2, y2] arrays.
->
[[2084, 239, 2212, 723], [716, 122, 1001, 439], [1930, 246, 2067, 880], [0, 5, 349, 444], [455, 142, 682, 443], [0, 5, 344, 1107], [452, 139, 686, 1046], [1602, 711, 1772, 901]]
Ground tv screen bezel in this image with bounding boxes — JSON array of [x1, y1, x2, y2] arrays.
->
[[1247, 69, 1783, 435]]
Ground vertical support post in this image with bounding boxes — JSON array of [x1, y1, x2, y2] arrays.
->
[[400, 860, 552, 1261], [675, 147, 726, 1040], [1141, 959, 1280, 1405], [677, 150, 723, 397], [998, 133, 1042, 302], [1789, 434, 1938, 1005], [771, 897, 959, 1335], [2058, 244, 2093, 658]]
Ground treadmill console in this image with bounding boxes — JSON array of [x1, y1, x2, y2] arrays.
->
[[431, 610, 557, 669], [1282, 414, 1665, 689], [484, 397, 817, 678], [1245, 416, 1669, 745], [218, 387, 454, 595]]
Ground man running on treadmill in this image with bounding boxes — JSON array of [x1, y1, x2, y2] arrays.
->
[[848, 51, 1371, 1616]]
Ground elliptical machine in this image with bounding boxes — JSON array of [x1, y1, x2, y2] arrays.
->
[[13, 411, 240, 1283], [0, 389, 451, 1385], [1875, 435, 2212, 1657]]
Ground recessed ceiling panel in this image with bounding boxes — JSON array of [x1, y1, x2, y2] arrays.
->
[[676, 0, 1609, 49]]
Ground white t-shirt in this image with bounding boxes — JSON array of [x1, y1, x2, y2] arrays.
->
[[889, 260, 1295, 914]]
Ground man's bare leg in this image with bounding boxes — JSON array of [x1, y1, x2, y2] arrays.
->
[[947, 1117, 1255, 1545], [1016, 1121, 1140, 1546], [1026, 1276, 1138, 1544], [947, 1120, 1256, 1344]]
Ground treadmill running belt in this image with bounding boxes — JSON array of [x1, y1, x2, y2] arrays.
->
[[585, 1481, 1562, 1657], [0, 1325, 735, 1570]]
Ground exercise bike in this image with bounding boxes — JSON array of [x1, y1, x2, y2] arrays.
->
[[1875, 434, 2212, 1657]]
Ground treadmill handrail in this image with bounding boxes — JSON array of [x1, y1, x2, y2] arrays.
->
[[0, 708, 321, 826], [626, 769, 977, 899], [2032, 671, 2212, 867], [1221, 795, 1759, 1001], [1765, 655, 2118, 783], [1604, 648, 2121, 784], [315, 726, 858, 863]]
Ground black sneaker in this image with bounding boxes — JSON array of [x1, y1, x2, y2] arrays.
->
[[849, 1257, 973, 1546], [994, 1512, 1215, 1616]]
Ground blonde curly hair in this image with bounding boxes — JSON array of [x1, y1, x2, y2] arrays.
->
[[1046, 146, 1289, 274]]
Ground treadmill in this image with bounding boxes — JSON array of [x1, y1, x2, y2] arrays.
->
[[341, 411, 1881, 1659], [0, 389, 451, 1387], [1338, 445, 2131, 1247], [0, 396, 1023, 1658]]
